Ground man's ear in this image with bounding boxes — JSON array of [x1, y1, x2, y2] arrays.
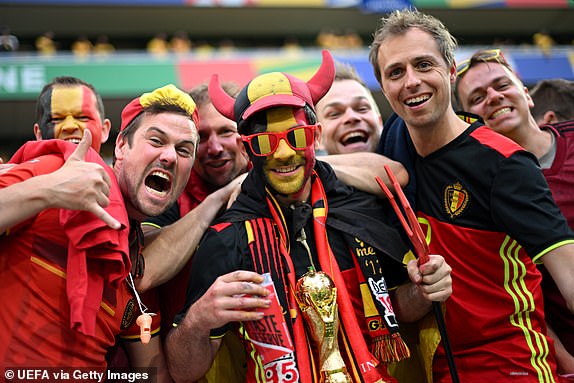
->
[[449, 62, 457, 84], [101, 118, 112, 144], [523, 86, 535, 109], [314, 123, 323, 150], [542, 111, 558, 125], [114, 132, 127, 161], [236, 134, 249, 158], [33, 124, 43, 140]]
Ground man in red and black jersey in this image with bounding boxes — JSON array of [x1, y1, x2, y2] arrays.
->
[[455, 54, 574, 379], [370, 9, 574, 383]]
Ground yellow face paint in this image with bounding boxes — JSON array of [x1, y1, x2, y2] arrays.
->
[[41, 85, 103, 151], [262, 107, 316, 199]]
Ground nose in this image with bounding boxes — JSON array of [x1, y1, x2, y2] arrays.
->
[[60, 115, 82, 133], [159, 145, 177, 166], [485, 87, 504, 105], [272, 137, 295, 160], [342, 108, 361, 124], [206, 134, 224, 156], [405, 66, 422, 89]]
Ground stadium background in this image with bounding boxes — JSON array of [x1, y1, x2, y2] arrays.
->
[[1, 0, 573, 160]]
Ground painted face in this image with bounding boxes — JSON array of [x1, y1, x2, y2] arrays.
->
[[252, 107, 316, 201], [316, 79, 382, 154], [194, 102, 249, 190], [455, 62, 533, 136], [38, 85, 108, 152], [114, 112, 198, 221], [377, 28, 456, 132]]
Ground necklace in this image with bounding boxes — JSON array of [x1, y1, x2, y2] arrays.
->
[[126, 272, 156, 344]]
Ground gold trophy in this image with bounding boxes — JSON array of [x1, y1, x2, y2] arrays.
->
[[296, 268, 352, 383]]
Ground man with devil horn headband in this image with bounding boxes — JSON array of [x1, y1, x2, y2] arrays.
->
[[166, 50, 452, 383]]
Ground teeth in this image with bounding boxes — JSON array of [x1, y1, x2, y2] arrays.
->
[[406, 95, 430, 105], [345, 132, 366, 139], [145, 186, 167, 197], [342, 131, 367, 144], [275, 165, 297, 173], [151, 171, 169, 180], [66, 138, 81, 144], [491, 107, 511, 119]]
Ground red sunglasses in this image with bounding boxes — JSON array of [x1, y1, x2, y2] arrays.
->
[[242, 125, 318, 156]]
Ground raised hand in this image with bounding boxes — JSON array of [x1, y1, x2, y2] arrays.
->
[[46, 130, 121, 229]]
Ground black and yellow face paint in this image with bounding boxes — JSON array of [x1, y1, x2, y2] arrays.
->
[[38, 85, 103, 151]]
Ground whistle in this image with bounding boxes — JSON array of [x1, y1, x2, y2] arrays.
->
[[136, 313, 152, 344]]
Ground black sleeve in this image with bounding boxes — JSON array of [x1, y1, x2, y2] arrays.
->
[[492, 152, 574, 258]]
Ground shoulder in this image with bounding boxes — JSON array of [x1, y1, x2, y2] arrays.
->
[[0, 154, 64, 188], [197, 220, 248, 258], [468, 124, 525, 159], [549, 119, 574, 136]]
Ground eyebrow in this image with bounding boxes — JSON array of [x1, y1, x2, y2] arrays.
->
[[384, 54, 430, 71], [323, 96, 369, 108], [147, 126, 197, 146], [466, 75, 509, 98]]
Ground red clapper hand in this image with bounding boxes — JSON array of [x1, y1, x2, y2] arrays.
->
[[375, 165, 460, 383], [375, 165, 429, 265]]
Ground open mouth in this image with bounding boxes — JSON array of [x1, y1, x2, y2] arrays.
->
[[145, 171, 172, 196], [405, 94, 430, 107], [341, 131, 368, 146]]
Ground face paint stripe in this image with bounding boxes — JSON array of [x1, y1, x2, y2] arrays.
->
[[293, 127, 306, 148], [39, 87, 55, 138], [81, 85, 93, 120], [259, 135, 272, 155]]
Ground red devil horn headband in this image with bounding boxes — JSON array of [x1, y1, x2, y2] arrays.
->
[[209, 49, 335, 123], [307, 50, 335, 105], [208, 74, 236, 121]]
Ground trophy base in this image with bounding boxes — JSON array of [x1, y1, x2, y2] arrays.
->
[[321, 367, 352, 383]]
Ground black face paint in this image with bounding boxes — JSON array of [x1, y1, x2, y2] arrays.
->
[[38, 87, 56, 138]]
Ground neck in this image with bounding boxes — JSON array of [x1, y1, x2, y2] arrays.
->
[[126, 204, 145, 223], [506, 116, 553, 160], [408, 110, 468, 157]]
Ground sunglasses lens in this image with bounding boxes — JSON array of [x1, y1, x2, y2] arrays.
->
[[287, 126, 312, 149], [252, 134, 277, 156], [456, 60, 469, 76]]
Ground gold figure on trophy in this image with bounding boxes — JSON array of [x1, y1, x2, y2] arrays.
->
[[296, 268, 352, 383]]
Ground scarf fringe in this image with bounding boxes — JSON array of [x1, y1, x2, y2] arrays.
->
[[372, 332, 410, 363]]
